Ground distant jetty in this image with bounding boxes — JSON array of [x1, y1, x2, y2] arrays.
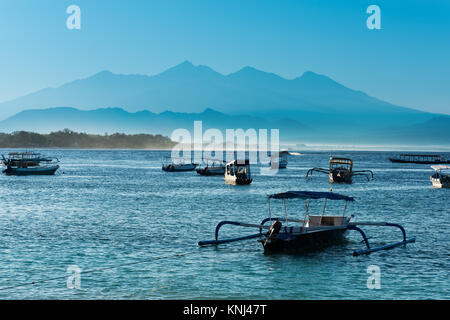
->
[[0, 129, 176, 149]]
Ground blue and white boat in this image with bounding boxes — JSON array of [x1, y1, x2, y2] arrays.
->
[[196, 158, 226, 176], [224, 159, 252, 185], [2, 152, 60, 176], [270, 150, 289, 169], [199, 191, 415, 256], [430, 165, 450, 188], [162, 156, 198, 172]]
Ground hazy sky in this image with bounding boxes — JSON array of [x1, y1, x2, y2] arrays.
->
[[0, 0, 449, 114]]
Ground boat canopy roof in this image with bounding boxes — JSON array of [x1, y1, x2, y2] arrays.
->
[[8, 151, 40, 155], [227, 159, 250, 166], [329, 157, 353, 164], [431, 165, 450, 171], [268, 191, 355, 202]]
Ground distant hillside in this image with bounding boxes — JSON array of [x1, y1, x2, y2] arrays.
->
[[0, 107, 449, 146], [0, 130, 175, 149], [0, 107, 312, 139], [1, 61, 447, 145], [361, 115, 450, 145], [0, 61, 437, 129]]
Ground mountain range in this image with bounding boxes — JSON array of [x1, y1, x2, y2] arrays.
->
[[0, 61, 448, 145]]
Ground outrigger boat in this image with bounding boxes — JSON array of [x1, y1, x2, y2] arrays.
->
[[224, 159, 252, 185], [270, 150, 289, 169], [196, 159, 226, 176], [162, 156, 198, 172], [430, 165, 450, 188], [388, 154, 450, 164], [2, 152, 60, 176], [199, 191, 415, 256], [306, 157, 373, 184]]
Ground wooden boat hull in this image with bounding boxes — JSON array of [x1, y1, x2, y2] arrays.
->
[[224, 176, 253, 185], [196, 167, 225, 176], [162, 164, 197, 172], [235, 178, 253, 185], [388, 158, 450, 164], [431, 177, 450, 188], [270, 161, 287, 169], [270, 158, 288, 169], [262, 227, 348, 253], [3, 165, 59, 176], [329, 170, 352, 184]]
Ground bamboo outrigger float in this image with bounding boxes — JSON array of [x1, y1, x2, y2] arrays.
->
[[199, 191, 415, 256], [306, 157, 373, 184]]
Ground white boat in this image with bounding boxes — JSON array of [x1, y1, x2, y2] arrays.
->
[[270, 150, 289, 169], [306, 156, 373, 184], [224, 159, 252, 185], [430, 165, 450, 188], [196, 159, 226, 176], [162, 157, 198, 172], [2, 152, 60, 176]]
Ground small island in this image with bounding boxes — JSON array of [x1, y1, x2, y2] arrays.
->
[[0, 129, 176, 149]]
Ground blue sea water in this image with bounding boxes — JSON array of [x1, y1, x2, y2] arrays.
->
[[0, 149, 448, 299]]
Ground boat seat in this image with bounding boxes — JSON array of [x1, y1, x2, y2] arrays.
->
[[309, 216, 344, 226]]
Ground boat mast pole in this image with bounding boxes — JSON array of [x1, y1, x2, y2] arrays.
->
[[319, 198, 327, 225], [303, 200, 310, 228], [343, 201, 348, 217], [283, 199, 288, 227]]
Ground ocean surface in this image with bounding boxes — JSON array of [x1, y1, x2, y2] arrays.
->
[[0, 149, 448, 299]]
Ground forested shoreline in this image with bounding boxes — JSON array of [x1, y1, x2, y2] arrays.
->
[[0, 129, 176, 149]]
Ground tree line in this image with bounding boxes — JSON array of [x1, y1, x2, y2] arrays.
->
[[0, 129, 176, 149]]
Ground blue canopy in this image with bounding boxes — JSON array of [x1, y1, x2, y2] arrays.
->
[[268, 191, 355, 202]]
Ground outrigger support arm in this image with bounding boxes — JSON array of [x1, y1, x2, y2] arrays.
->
[[306, 168, 329, 179], [348, 222, 415, 256], [213, 221, 269, 240], [351, 170, 374, 181], [198, 220, 267, 246], [199, 217, 292, 246]]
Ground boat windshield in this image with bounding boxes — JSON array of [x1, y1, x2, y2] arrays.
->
[[203, 159, 224, 167], [267, 191, 354, 226], [329, 157, 353, 170]]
